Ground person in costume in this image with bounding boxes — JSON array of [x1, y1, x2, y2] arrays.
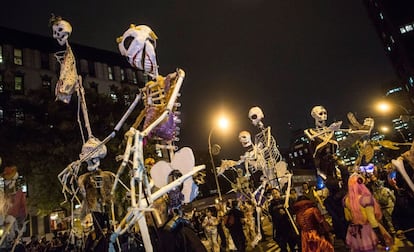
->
[[293, 196, 333, 252], [343, 174, 392, 251]]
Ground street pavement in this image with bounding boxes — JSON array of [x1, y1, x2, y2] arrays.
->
[[202, 216, 414, 251]]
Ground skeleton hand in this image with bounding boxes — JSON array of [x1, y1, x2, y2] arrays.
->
[[328, 121, 343, 131]]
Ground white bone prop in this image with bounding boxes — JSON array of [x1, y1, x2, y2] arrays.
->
[[110, 69, 200, 252], [117, 24, 159, 78]]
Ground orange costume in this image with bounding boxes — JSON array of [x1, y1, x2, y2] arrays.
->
[[293, 198, 334, 252]]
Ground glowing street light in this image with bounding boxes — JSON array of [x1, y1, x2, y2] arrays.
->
[[376, 101, 410, 115], [208, 115, 231, 201], [379, 125, 390, 133]]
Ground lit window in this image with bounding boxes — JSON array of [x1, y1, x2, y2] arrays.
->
[[400, 27, 407, 34], [120, 69, 125, 81], [409, 77, 414, 85], [0, 108, 3, 123], [0, 74, 3, 93], [14, 48, 23, 65], [14, 76, 24, 93], [108, 66, 114, 80], [379, 13, 384, 20], [132, 72, 138, 84], [406, 24, 413, 32], [390, 36, 394, 43], [387, 46, 391, 51], [294, 151, 298, 157], [0, 45, 3, 63], [124, 94, 131, 106], [110, 93, 118, 102]]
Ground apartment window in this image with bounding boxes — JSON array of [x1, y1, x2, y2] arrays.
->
[[109, 86, 118, 102], [124, 94, 131, 106], [41, 53, 50, 69], [0, 45, 3, 64], [406, 24, 413, 32], [88, 61, 95, 77], [108, 66, 114, 80], [14, 48, 23, 65], [42, 76, 52, 92], [15, 108, 24, 126], [132, 71, 138, 84], [0, 74, 3, 93], [14, 75, 24, 93], [0, 108, 3, 123], [120, 69, 125, 81], [89, 82, 98, 93]]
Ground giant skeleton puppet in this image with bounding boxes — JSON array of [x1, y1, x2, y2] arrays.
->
[[50, 15, 117, 250], [248, 107, 297, 239], [304, 106, 374, 181], [108, 24, 205, 252]]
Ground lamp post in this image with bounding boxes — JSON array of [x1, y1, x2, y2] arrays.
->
[[208, 117, 229, 202]]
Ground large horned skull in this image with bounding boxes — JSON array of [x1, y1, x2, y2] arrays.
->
[[239, 131, 252, 148], [117, 24, 158, 78], [79, 137, 107, 172], [248, 106, 264, 128], [311, 105, 327, 128], [50, 15, 72, 46]]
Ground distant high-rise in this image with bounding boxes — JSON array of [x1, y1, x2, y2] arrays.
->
[[363, 0, 414, 104]]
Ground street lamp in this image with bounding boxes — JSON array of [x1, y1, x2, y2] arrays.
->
[[208, 116, 230, 202], [376, 101, 410, 115]]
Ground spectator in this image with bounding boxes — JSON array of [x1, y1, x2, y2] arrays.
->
[[268, 188, 299, 252], [202, 208, 219, 252], [225, 200, 246, 252]]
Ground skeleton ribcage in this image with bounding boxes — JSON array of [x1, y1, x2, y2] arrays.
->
[[254, 128, 282, 186]]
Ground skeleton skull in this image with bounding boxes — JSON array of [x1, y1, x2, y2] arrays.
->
[[238, 131, 252, 148], [79, 137, 107, 171], [51, 17, 72, 46], [311, 105, 327, 128], [117, 24, 158, 78], [248, 106, 264, 127]]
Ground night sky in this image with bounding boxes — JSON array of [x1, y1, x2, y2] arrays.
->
[[0, 1, 398, 159]]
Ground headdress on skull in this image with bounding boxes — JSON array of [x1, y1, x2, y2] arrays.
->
[[238, 131, 252, 148], [311, 105, 327, 128], [79, 137, 107, 172], [117, 24, 158, 78], [49, 14, 72, 46], [248, 106, 264, 128]]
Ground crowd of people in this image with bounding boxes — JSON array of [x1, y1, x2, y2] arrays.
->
[[184, 162, 414, 252]]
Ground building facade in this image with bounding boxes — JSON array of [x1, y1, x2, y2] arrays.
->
[[363, 0, 414, 104]]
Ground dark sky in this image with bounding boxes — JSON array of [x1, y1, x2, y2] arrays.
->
[[0, 1, 398, 159]]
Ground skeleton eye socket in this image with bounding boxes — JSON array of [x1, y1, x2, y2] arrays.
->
[[123, 36, 134, 51], [148, 38, 156, 48], [58, 27, 63, 32], [251, 114, 258, 120], [319, 112, 326, 116]]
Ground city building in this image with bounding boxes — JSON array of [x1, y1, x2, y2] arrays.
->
[[0, 26, 141, 127], [0, 26, 142, 237], [363, 0, 414, 104]]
